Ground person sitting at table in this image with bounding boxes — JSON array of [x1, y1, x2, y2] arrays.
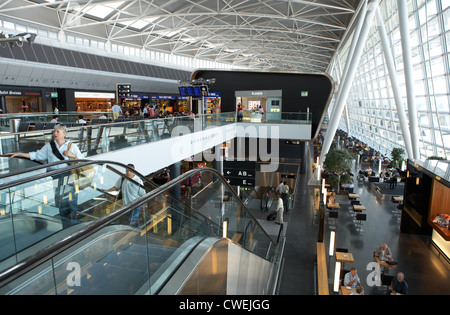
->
[[387, 272, 409, 295], [329, 192, 336, 204], [374, 243, 392, 261], [344, 267, 361, 288]]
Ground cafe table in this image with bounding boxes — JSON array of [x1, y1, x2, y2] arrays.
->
[[375, 256, 398, 270], [353, 204, 366, 211], [348, 193, 360, 199], [336, 251, 354, 269]]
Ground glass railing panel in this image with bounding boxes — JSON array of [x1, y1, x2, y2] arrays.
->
[[1, 113, 236, 162], [0, 165, 280, 294], [189, 169, 279, 262], [0, 161, 156, 273], [0, 112, 115, 132], [0, 177, 220, 295], [239, 111, 311, 124]]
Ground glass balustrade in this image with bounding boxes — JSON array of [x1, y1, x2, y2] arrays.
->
[[0, 161, 282, 295]]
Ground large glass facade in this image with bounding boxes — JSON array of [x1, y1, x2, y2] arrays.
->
[[329, 0, 450, 160]]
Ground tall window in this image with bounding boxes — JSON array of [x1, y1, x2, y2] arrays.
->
[[330, 0, 450, 160]]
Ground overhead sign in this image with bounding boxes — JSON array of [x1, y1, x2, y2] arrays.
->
[[224, 169, 255, 179], [223, 160, 256, 187], [225, 177, 254, 187], [117, 84, 131, 97]]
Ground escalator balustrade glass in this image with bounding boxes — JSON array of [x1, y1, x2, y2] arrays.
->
[[0, 164, 280, 295]]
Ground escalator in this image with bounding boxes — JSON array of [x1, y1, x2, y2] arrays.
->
[[0, 159, 284, 295]]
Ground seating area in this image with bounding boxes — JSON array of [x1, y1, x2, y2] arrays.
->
[[306, 131, 450, 296]]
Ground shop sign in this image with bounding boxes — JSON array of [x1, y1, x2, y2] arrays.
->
[[75, 91, 115, 99], [0, 89, 41, 96], [235, 90, 282, 97], [121, 94, 149, 99], [151, 95, 177, 100]]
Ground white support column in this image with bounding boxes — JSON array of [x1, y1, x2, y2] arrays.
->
[[376, 7, 414, 159], [320, 0, 379, 165], [397, 0, 420, 159], [329, 0, 367, 137]]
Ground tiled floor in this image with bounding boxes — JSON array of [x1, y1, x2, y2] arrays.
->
[[249, 143, 450, 295]]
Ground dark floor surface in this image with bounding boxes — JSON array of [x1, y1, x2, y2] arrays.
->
[[248, 144, 450, 295]]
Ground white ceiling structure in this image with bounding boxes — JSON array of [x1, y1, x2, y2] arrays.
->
[[0, 0, 361, 72]]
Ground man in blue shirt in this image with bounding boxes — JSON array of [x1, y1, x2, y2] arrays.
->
[[107, 164, 146, 227], [388, 272, 409, 295], [344, 267, 361, 288]]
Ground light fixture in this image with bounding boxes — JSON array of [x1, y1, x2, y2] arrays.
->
[[334, 261, 341, 293], [222, 220, 227, 238], [329, 231, 335, 256]]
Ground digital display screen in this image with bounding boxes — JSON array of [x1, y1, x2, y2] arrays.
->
[[178, 87, 187, 96]]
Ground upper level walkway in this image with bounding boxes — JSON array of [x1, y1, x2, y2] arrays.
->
[[0, 111, 313, 175]]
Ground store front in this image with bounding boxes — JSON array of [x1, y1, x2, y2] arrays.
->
[[177, 96, 190, 113], [75, 91, 115, 112], [151, 95, 177, 114], [204, 92, 221, 114], [120, 94, 149, 115], [0, 87, 43, 113], [235, 90, 282, 121]]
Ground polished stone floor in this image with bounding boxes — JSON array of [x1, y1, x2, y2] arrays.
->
[[249, 144, 450, 295]]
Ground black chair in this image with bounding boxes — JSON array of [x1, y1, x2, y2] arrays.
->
[[380, 274, 394, 293], [18, 122, 30, 132], [340, 269, 350, 286], [355, 213, 367, 232], [328, 211, 338, 230], [336, 248, 348, 253], [34, 122, 46, 130], [45, 123, 56, 130]]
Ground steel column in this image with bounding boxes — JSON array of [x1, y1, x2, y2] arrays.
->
[[320, 0, 379, 165], [397, 0, 420, 159], [376, 7, 413, 159]]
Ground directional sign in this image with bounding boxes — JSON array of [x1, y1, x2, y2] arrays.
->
[[225, 177, 254, 187], [117, 84, 132, 97], [223, 160, 256, 187], [224, 169, 255, 179]]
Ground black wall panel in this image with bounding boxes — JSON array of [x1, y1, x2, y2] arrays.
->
[[193, 70, 334, 139]]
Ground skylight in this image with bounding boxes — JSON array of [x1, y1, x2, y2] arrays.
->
[[119, 17, 159, 30], [79, 1, 125, 20]]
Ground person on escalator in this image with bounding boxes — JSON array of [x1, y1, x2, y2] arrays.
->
[[6, 124, 84, 227], [107, 164, 146, 227], [274, 193, 284, 225]]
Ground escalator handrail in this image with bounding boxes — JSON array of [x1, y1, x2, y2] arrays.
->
[[0, 159, 275, 250], [0, 165, 277, 289]]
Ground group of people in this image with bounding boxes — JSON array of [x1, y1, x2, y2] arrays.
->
[[343, 243, 409, 295]]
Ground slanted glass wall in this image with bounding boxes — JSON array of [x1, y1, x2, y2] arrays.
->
[[329, 0, 449, 160]]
